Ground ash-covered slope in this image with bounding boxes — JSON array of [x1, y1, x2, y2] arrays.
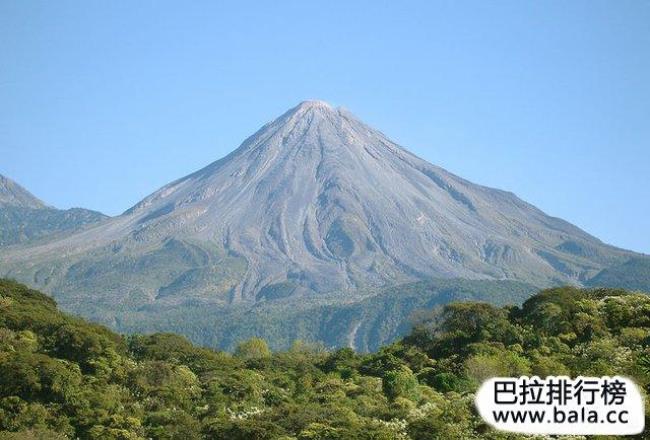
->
[[0, 174, 107, 247], [0, 101, 636, 312]]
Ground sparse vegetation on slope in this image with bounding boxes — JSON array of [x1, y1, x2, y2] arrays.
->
[[587, 256, 650, 292], [0, 206, 107, 247], [0, 174, 107, 247], [112, 279, 538, 352]]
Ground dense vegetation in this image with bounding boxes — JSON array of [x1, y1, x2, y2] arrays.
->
[[0, 279, 648, 439]]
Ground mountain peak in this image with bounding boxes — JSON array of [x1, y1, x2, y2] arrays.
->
[[296, 100, 334, 110], [0, 174, 47, 209], [287, 100, 339, 120]]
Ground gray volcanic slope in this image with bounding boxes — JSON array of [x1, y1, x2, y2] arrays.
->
[[0, 101, 636, 313]]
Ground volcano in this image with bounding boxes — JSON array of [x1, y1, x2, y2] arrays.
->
[[0, 101, 636, 314]]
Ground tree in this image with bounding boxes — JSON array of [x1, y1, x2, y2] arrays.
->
[[234, 338, 272, 361], [382, 368, 420, 401]]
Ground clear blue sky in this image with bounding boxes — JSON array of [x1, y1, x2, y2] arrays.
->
[[1, 1, 649, 253]]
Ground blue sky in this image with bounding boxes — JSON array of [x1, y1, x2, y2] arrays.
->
[[1, 1, 649, 253]]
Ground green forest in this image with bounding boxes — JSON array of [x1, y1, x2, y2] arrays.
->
[[0, 279, 648, 439]]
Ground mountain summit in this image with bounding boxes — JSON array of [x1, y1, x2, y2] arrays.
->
[[0, 101, 636, 313]]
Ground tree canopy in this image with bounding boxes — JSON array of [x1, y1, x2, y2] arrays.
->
[[0, 279, 648, 439]]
